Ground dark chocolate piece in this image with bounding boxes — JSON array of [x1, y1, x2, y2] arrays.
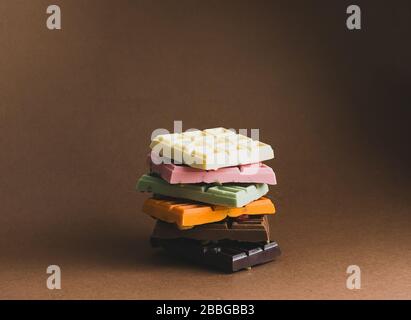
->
[[150, 238, 281, 273], [151, 215, 270, 242]]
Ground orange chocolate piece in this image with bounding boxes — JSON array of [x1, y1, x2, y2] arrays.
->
[[142, 196, 275, 229]]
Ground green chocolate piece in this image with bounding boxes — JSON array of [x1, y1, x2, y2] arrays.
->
[[136, 174, 268, 207]]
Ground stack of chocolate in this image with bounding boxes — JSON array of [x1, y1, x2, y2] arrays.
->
[[136, 128, 281, 273]]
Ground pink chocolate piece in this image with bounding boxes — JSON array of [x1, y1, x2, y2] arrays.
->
[[148, 153, 277, 185]]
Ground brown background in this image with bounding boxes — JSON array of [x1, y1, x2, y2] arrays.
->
[[0, 0, 410, 299]]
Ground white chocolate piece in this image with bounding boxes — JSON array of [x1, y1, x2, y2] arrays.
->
[[150, 128, 274, 170]]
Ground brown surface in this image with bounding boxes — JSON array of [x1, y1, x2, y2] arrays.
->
[[0, 0, 410, 299]]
